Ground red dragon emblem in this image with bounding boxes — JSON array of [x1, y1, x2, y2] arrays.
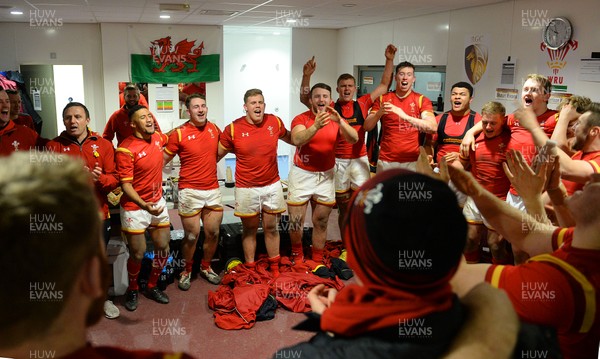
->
[[150, 36, 204, 73]]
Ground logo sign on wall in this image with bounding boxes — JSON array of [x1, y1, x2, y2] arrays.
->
[[464, 34, 490, 85], [539, 39, 578, 92], [131, 36, 220, 83]]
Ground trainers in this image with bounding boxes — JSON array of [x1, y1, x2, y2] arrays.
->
[[146, 286, 169, 304], [104, 300, 120, 319], [124, 290, 139, 312], [178, 271, 192, 291], [200, 267, 221, 285]]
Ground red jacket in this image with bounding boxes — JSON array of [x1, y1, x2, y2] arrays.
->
[[0, 120, 39, 155], [46, 130, 118, 219]]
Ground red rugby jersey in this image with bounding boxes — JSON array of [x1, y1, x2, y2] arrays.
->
[[468, 129, 511, 200], [370, 91, 433, 163], [165, 121, 221, 190], [291, 110, 339, 172], [433, 111, 481, 163], [116, 132, 168, 211], [219, 114, 287, 188], [506, 109, 558, 195], [334, 94, 372, 159], [562, 150, 600, 195], [486, 227, 600, 359]]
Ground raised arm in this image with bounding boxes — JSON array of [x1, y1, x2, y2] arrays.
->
[[502, 149, 552, 224], [299, 56, 316, 108], [364, 103, 384, 131], [551, 103, 579, 153], [370, 45, 397, 101], [517, 107, 598, 183], [545, 159, 576, 227]]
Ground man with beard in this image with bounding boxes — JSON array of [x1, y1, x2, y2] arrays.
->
[[218, 89, 292, 276], [287, 83, 358, 266], [551, 95, 592, 157], [0, 88, 39, 155], [164, 94, 223, 288], [364, 61, 437, 172], [116, 105, 171, 311], [46, 102, 120, 318], [104, 83, 162, 146], [299, 44, 397, 235], [515, 104, 600, 196], [0, 153, 194, 358]]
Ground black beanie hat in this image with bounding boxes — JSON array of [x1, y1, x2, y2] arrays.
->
[[347, 169, 467, 288]]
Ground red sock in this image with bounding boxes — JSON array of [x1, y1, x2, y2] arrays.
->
[[148, 250, 169, 289], [311, 248, 324, 263], [291, 243, 304, 261], [184, 258, 193, 274], [127, 259, 141, 291], [200, 259, 211, 271], [245, 261, 256, 269], [268, 255, 280, 277]]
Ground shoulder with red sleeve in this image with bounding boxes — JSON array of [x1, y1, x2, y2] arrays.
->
[[115, 137, 136, 183], [485, 232, 600, 359], [218, 116, 246, 151], [0, 120, 39, 155], [291, 110, 314, 129], [164, 124, 184, 156], [485, 261, 575, 331], [552, 227, 574, 251]]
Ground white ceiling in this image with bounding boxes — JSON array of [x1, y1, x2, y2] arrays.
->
[[0, 0, 511, 29]]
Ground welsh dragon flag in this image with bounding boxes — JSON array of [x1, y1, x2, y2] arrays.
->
[[128, 26, 221, 83]]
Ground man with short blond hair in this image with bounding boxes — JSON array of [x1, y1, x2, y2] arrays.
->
[[459, 101, 511, 264], [218, 89, 292, 277]]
